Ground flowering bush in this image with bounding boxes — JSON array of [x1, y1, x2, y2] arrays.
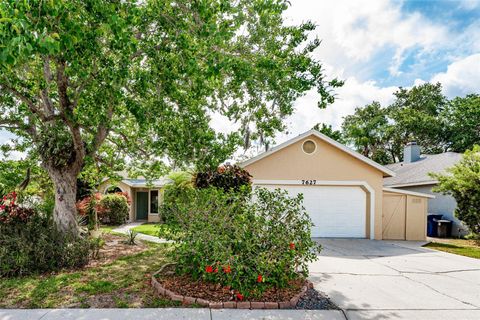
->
[[0, 192, 35, 224], [76, 192, 130, 226], [166, 187, 321, 298]]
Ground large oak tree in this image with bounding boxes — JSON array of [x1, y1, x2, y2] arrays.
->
[[0, 0, 340, 234]]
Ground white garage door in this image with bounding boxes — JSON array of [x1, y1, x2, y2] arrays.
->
[[257, 185, 367, 238]]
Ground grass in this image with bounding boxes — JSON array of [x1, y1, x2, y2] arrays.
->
[[0, 243, 181, 308], [424, 239, 480, 259], [131, 223, 179, 238]]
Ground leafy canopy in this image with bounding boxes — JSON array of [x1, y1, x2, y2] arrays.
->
[[0, 0, 342, 179], [336, 83, 479, 164]]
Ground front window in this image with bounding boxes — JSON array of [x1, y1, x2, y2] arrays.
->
[[150, 190, 159, 214]]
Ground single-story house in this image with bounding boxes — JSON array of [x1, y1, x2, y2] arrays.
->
[[98, 175, 169, 223], [384, 142, 465, 236], [240, 129, 433, 240]]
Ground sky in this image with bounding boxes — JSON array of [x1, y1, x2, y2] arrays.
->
[[212, 0, 480, 148]]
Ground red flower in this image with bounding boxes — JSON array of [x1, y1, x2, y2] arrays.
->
[[236, 293, 244, 301], [205, 265, 213, 273], [289, 242, 295, 250], [257, 274, 263, 283], [214, 268, 218, 273], [223, 265, 231, 274]]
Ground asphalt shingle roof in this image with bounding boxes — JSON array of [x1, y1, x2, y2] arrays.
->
[[383, 152, 462, 187]]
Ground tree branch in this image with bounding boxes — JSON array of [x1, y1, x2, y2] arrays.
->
[[87, 104, 114, 158], [41, 55, 54, 116], [55, 59, 86, 170]]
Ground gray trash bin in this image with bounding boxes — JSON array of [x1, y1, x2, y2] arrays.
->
[[437, 220, 452, 238]]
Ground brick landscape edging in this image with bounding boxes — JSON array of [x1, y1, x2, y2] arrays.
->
[[151, 264, 313, 309]]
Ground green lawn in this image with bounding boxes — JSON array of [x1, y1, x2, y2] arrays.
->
[[131, 223, 179, 239], [424, 239, 480, 259], [0, 243, 179, 308]]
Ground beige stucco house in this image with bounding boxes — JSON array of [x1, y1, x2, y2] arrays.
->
[[241, 129, 433, 240], [98, 176, 169, 223]]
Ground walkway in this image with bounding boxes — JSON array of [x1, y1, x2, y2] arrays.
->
[[111, 222, 170, 244], [0, 309, 344, 320]]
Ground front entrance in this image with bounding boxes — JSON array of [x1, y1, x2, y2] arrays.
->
[[136, 191, 148, 220]]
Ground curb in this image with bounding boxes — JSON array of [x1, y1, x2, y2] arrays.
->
[[151, 265, 311, 309]]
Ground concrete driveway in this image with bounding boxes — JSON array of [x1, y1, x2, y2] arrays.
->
[[310, 239, 480, 320]]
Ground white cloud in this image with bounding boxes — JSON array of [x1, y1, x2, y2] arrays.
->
[[276, 77, 397, 142], [458, 0, 480, 10], [431, 53, 480, 97], [285, 0, 450, 77]]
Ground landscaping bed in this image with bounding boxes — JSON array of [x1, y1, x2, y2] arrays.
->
[[0, 241, 178, 308], [152, 264, 337, 310], [86, 233, 147, 268]]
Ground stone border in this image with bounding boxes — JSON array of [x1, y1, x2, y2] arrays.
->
[[151, 264, 313, 309]]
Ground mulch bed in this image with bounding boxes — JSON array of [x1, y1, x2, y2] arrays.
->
[[158, 273, 306, 303], [155, 265, 338, 309], [86, 233, 147, 268]]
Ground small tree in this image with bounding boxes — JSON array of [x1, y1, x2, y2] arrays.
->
[[431, 146, 480, 236]]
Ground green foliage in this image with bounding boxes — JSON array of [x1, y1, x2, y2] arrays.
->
[[342, 102, 393, 164], [167, 187, 321, 298], [443, 94, 480, 153], [38, 125, 76, 169], [388, 83, 447, 155], [125, 230, 138, 246], [167, 171, 194, 189], [431, 146, 480, 235], [0, 159, 53, 200], [313, 123, 345, 144], [98, 194, 130, 225], [0, 0, 340, 194], [0, 211, 89, 277], [337, 83, 478, 164], [160, 171, 194, 224], [194, 164, 252, 193], [89, 236, 105, 260]]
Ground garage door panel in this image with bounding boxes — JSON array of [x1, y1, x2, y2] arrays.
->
[[256, 185, 366, 238]]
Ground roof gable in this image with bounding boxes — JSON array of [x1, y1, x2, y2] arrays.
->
[[240, 129, 395, 177]]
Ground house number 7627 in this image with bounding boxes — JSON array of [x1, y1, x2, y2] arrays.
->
[[301, 180, 316, 185]]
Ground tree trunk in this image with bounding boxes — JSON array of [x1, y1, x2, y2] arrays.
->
[[49, 168, 79, 236]]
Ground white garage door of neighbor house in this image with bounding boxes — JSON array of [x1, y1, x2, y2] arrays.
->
[[257, 185, 367, 238]]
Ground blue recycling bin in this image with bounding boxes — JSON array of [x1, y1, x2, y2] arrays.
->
[[427, 214, 443, 237]]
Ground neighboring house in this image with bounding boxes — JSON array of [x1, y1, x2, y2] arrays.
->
[[241, 129, 433, 240], [384, 143, 465, 236], [98, 174, 169, 223]]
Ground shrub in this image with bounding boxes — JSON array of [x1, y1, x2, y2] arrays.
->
[[167, 187, 321, 298], [77, 193, 130, 226], [99, 194, 130, 225], [431, 145, 480, 236], [0, 193, 89, 277], [124, 230, 138, 246], [194, 164, 252, 193], [160, 171, 193, 224]]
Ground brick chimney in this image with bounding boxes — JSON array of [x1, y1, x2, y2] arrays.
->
[[404, 141, 421, 163]]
